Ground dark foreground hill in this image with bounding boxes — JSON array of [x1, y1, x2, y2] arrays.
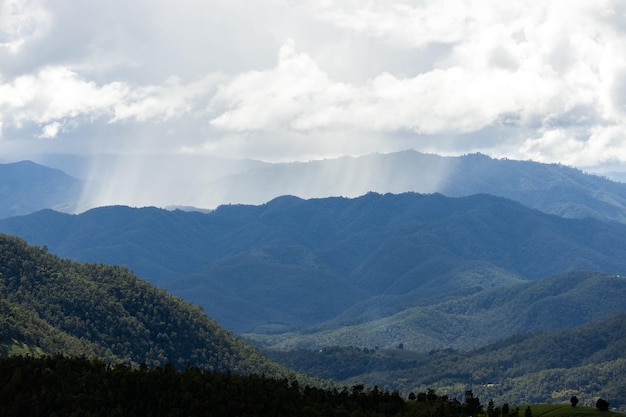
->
[[0, 234, 289, 377], [266, 313, 626, 411], [0, 161, 83, 218], [1, 193, 626, 350]]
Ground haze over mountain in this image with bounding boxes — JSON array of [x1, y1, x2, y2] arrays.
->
[[193, 151, 626, 222], [3, 151, 626, 223], [0, 161, 84, 218], [2, 192, 626, 350]]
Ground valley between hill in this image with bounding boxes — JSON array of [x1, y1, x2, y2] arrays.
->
[[2, 192, 626, 350]]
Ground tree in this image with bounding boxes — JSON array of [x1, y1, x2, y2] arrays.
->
[[464, 390, 483, 416], [408, 392, 416, 401], [427, 388, 438, 402], [596, 398, 609, 411], [524, 406, 532, 417], [570, 396, 579, 407], [487, 399, 496, 417]]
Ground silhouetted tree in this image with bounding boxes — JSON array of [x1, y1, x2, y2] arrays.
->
[[525, 406, 532, 417], [487, 399, 501, 417], [596, 398, 609, 411], [570, 396, 579, 407], [488, 399, 496, 417], [464, 390, 483, 416], [427, 388, 438, 402]]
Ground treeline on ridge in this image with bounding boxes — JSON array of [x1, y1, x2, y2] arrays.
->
[[4, 355, 619, 417], [1, 354, 406, 417]]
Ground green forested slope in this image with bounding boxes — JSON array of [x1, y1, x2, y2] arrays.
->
[[247, 271, 626, 350], [266, 313, 626, 410], [0, 234, 289, 377]]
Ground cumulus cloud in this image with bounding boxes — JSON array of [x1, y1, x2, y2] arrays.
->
[[209, 43, 553, 135], [0, 0, 50, 53], [204, 0, 626, 167], [0, 67, 125, 126], [0, 66, 224, 142]]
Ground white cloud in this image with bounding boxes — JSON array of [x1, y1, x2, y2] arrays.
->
[[209, 39, 351, 131], [0, 67, 126, 127], [314, 1, 477, 47], [208, 39, 570, 136], [0, 0, 50, 53], [39, 121, 62, 139], [0, 65, 226, 143], [111, 74, 224, 123]]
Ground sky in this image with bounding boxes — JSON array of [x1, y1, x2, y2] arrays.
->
[[2, 0, 626, 198]]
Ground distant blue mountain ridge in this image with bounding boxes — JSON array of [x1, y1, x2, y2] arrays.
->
[[0, 160, 83, 218], [2, 151, 626, 222]]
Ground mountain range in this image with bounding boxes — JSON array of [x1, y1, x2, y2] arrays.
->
[[2, 150, 626, 222], [2, 152, 626, 410], [195, 151, 626, 223], [2, 192, 626, 351]]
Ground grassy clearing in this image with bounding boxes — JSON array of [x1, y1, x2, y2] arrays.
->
[[522, 404, 623, 417], [0, 340, 44, 357]]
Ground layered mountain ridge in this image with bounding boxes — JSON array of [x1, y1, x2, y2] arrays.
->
[[2, 192, 626, 350], [2, 153, 626, 409], [3, 150, 626, 222]]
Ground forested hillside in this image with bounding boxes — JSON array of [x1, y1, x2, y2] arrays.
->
[[246, 271, 626, 351], [265, 313, 626, 411], [0, 234, 289, 377], [2, 192, 626, 346]]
